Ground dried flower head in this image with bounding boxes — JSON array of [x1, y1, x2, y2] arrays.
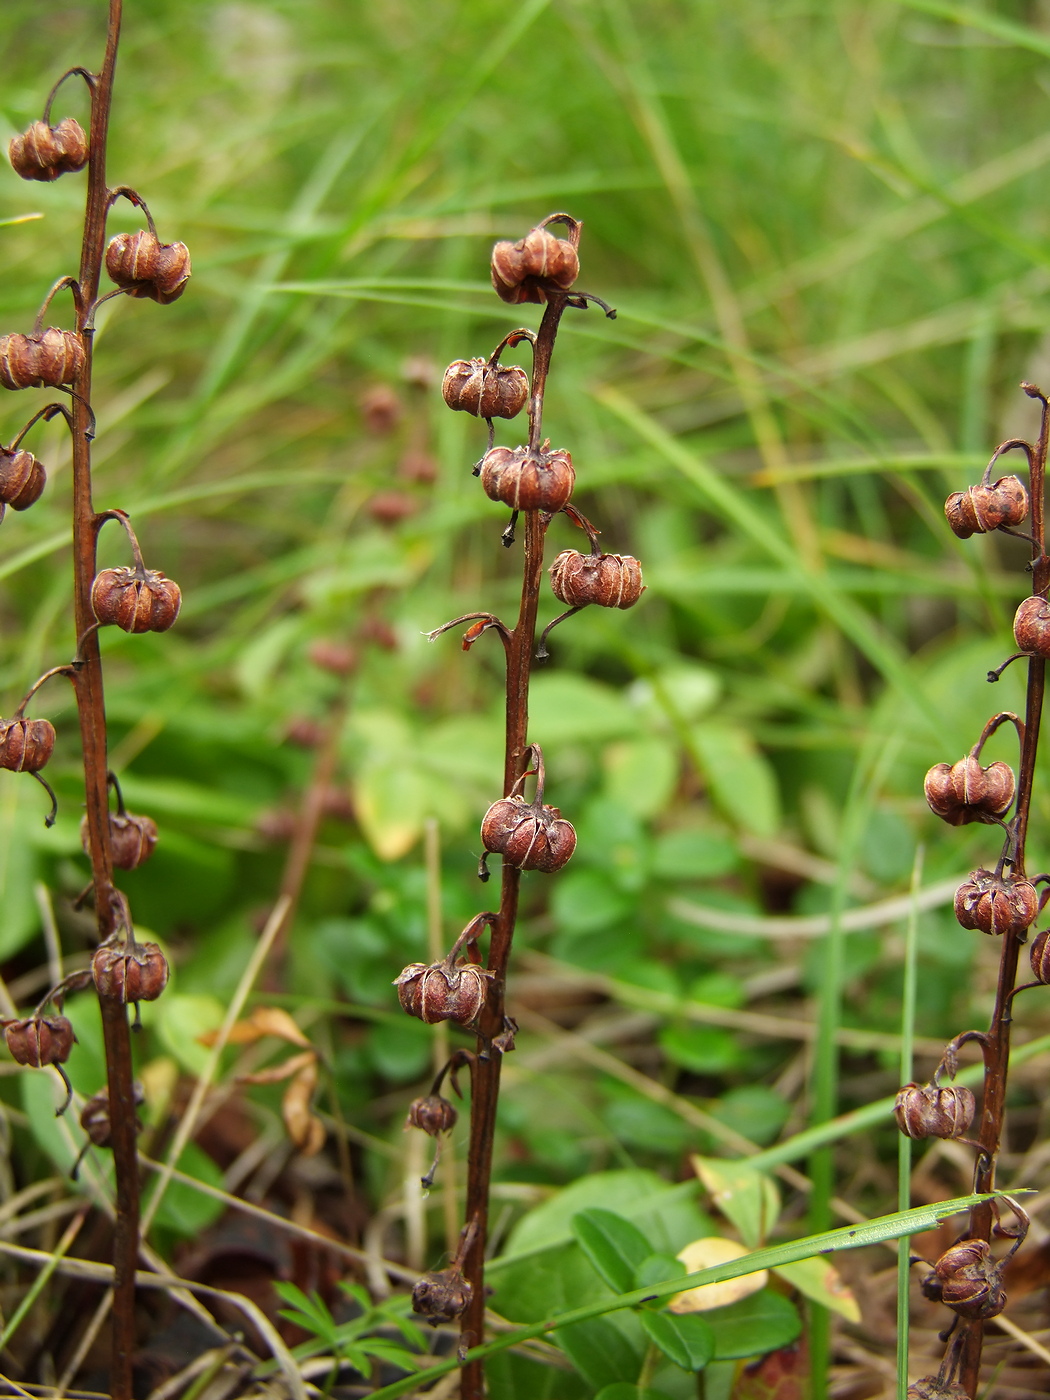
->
[[105, 230, 190, 304], [0, 448, 46, 511], [92, 942, 169, 1004], [81, 812, 158, 871], [894, 1082, 976, 1140], [1030, 928, 1050, 983], [480, 793, 577, 875], [1013, 595, 1050, 658], [406, 1094, 458, 1136], [944, 476, 1029, 538], [395, 959, 493, 1026], [549, 550, 645, 609], [922, 1239, 1006, 1320], [479, 444, 575, 513], [9, 119, 88, 181], [0, 329, 83, 390], [4, 1015, 75, 1067], [954, 868, 1039, 937], [91, 566, 181, 633], [442, 358, 530, 419], [491, 219, 580, 305], [412, 1265, 472, 1324], [0, 717, 55, 773], [923, 755, 1015, 826]]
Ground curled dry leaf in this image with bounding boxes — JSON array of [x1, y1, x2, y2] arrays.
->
[[199, 1004, 312, 1049], [668, 1237, 768, 1313], [238, 1048, 326, 1156]]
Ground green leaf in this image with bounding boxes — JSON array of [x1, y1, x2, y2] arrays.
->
[[572, 1209, 653, 1294], [688, 723, 781, 838], [602, 737, 678, 817], [635, 1254, 686, 1290], [555, 1318, 641, 1390], [772, 1257, 859, 1322], [153, 993, 225, 1076], [149, 1141, 226, 1238], [703, 1289, 801, 1361], [638, 1310, 714, 1372], [693, 1159, 781, 1250], [659, 1024, 741, 1075], [0, 776, 39, 959], [551, 868, 635, 934], [353, 759, 430, 860], [596, 1389, 675, 1400], [527, 673, 640, 746]]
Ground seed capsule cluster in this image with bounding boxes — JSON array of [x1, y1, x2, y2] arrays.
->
[[91, 565, 182, 633], [0, 329, 84, 390], [9, 118, 88, 182]]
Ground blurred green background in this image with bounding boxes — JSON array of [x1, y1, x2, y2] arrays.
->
[[0, 0, 1049, 1277]]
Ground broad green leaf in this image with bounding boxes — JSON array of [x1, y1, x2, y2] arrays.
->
[[638, 1310, 714, 1372], [692, 1159, 781, 1250], [353, 760, 431, 860], [234, 615, 303, 699], [527, 673, 639, 746], [602, 737, 678, 817], [153, 993, 225, 1075], [595, 1388, 675, 1400], [628, 666, 722, 726], [149, 1140, 226, 1238], [659, 1024, 741, 1075], [635, 1254, 685, 1289], [772, 1257, 859, 1322], [0, 776, 39, 958], [703, 1290, 802, 1361], [572, 1209, 653, 1294], [551, 868, 635, 934], [689, 723, 781, 838], [500, 1171, 703, 1259], [555, 1318, 641, 1390]]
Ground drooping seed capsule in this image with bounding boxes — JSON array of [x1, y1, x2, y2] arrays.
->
[[923, 755, 1015, 826], [908, 1378, 969, 1400], [549, 550, 645, 609], [406, 1094, 458, 1136], [0, 329, 84, 390], [8, 119, 88, 181], [479, 444, 575, 513], [1014, 595, 1050, 658], [91, 566, 182, 632], [0, 448, 46, 511], [442, 358, 530, 419], [922, 1240, 1005, 1320], [0, 717, 55, 773], [80, 812, 158, 871], [4, 1015, 75, 1067], [491, 224, 580, 305], [92, 942, 169, 1004], [1030, 928, 1050, 982], [893, 1082, 976, 1139], [944, 476, 1029, 538], [480, 793, 577, 874], [394, 960, 492, 1026], [954, 868, 1039, 937], [412, 1265, 472, 1324], [105, 230, 191, 305]]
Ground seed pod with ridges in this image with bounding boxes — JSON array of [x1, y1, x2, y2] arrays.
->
[[8, 119, 88, 182], [412, 1266, 472, 1324], [105, 230, 191, 304], [80, 812, 158, 871], [491, 225, 580, 305], [479, 444, 575, 513], [1014, 595, 1050, 657], [406, 1094, 458, 1136], [0, 717, 55, 773], [442, 358, 530, 419], [549, 550, 645, 609], [944, 476, 1029, 539], [908, 1380, 969, 1400], [1031, 928, 1050, 983], [480, 793, 577, 873], [92, 942, 169, 1004], [394, 960, 492, 1026], [925, 1240, 1005, 1320], [4, 1015, 74, 1067], [0, 448, 45, 511], [0, 329, 84, 391], [954, 868, 1039, 937], [91, 566, 181, 633], [923, 755, 1015, 826], [894, 1082, 975, 1139]]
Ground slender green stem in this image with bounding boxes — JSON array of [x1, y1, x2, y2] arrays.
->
[[896, 848, 922, 1400]]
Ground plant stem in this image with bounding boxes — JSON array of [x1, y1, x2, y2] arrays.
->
[[71, 5, 138, 1397]]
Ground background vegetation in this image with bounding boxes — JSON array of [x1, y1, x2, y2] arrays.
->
[[2, 0, 1050, 1395]]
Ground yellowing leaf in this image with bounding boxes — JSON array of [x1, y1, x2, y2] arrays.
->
[[669, 1237, 768, 1313], [773, 1256, 860, 1322]]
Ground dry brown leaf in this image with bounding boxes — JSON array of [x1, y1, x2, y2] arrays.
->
[[238, 1049, 316, 1087], [199, 1005, 313, 1049], [281, 1059, 325, 1155]]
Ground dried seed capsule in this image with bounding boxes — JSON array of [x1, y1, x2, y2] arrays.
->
[[480, 794, 577, 874], [1014, 595, 1050, 657], [923, 755, 1015, 826], [907, 1380, 969, 1400], [4, 1015, 74, 1067], [442, 358, 530, 419], [944, 476, 1029, 538], [8, 118, 88, 181], [92, 942, 169, 1004], [924, 1240, 1005, 1320], [91, 566, 181, 633], [491, 225, 580, 305], [412, 1266, 472, 1324], [0, 329, 83, 390], [549, 550, 645, 609], [105, 230, 191, 305], [80, 812, 158, 871], [479, 444, 575, 513], [406, 1094, 458, 1136], [954, 868, 1039, 937], [1030, 928, 1050, 982], [893, 1082, 975, 1139], [0, 717, 55, 773], [394, 960, 492, 1026], [0, 448, 45, 511]]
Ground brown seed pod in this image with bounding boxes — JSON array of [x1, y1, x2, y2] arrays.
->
[[954, 868, 1039, 937], [479, 444, 575, 513], [549, 550, 645, 609], [307, 640, 358, 676], [80, 812, 158, 871], [924, 1240, 1005, 1320], [4, 1015, 75, 1067], [1030, 928, 1050, 983], [893, 1082, 975, 1140], [91, 566, 181, 633], [105, 230, 191, 304], [944, 475, 1029, 539], [0, 717, 55, 773], [491, 224, 580, 305], [92, 942, 169, 1004], [0, 329, 84, 391], [0, 448, 45, 511], [412, 1266, 472, 1324], [907, 1380, 969, 1400], [923, 755, 1015, 826], [368, 490, 417, 525], [9, 118, 88, 181], [442, 358, 530, 419], [480, 793, 577, 874], [394, 959, 492, 1026], [1014, 595, 1050, 657], [406, 1094, 458, 1136]]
